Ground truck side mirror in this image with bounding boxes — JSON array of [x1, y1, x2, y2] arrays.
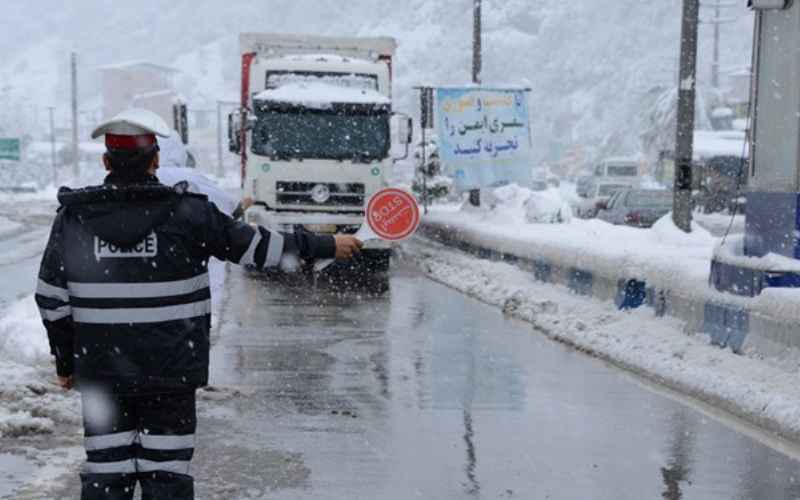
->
[[398, 116, 413, 145], [228, 110, 242, 154], [391, 113, 413, 161]]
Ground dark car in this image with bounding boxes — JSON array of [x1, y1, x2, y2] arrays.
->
[[596, 189, 672, 228], [576, 175, 594, 198]]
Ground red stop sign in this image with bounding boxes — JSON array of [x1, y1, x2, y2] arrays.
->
[[366, 188, 421, 241]]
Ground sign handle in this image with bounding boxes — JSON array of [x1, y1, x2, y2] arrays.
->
[[313, 226, 376, 273]]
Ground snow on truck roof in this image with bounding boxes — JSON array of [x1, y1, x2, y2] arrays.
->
[[254, 82, 390, 108], [279, 53, 375, 65], [240, 33, 396, 59]]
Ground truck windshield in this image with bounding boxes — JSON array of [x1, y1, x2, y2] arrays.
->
[[252, 107, 390, 161]]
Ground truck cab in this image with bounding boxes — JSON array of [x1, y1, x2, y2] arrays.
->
[[228, 34, 411, 271]]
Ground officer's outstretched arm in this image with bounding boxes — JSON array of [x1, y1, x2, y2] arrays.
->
[[35, 212, 75, 378], [202, 202, 337, 268]]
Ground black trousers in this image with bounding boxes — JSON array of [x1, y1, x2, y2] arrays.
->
[[79, 389, 196, 500]]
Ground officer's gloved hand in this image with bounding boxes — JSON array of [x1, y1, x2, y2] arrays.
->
[[57, 375, 74, 391]]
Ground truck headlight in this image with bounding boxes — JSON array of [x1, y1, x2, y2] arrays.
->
[[311, 184, 331, 204]]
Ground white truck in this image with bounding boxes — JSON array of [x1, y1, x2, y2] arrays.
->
[[228, 33, 412, 272]]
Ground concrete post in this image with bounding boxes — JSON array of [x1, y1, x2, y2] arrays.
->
[[48, 106, 56, 186], [70, 52, 79, 180], [673, 0, 699, 233], [745, 3, 800, 259], [469, 0, 482, 207], [217, 101, 224, 178]]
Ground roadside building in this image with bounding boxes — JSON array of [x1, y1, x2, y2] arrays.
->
[[99, 61, 179, 125]]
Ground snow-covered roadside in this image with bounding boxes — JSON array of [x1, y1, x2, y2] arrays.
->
[[426, 198, 716, 293], [0, 258, 230, 439], [404, 238, 800, 443], [0, 297, 81, 438], [424, 196, 800, 325], [0, 216, 22, 239]]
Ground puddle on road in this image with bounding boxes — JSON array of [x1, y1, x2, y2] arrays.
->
[[0, 453, 34, 498]]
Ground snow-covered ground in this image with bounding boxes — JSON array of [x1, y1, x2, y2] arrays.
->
[[0, 216, 21, 239], [428, 188, 717, 290], [0, 297, 82, 438], [403, 238, 800, 442], [424, 184, 800, 324]]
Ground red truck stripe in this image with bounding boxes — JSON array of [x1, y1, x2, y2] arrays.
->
[[240, 52, 257, 188]]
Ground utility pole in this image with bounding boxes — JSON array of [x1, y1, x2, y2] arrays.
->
[[673, 0, 699, 233], [70, 52, 80, 180], [472, 0, 482, 85], [469, 0, 482, 207], [700, 1, 737, 89], [712, 1, 720, 88], [217, 101, 224, 178], [48, 106, 57, 186]]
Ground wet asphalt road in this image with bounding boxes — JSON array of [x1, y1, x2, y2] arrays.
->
[[192, 264, 800, 499], [0, 199, 56, 310]]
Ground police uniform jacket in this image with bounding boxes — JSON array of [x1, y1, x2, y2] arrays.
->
[[35, 174, 336, 394]]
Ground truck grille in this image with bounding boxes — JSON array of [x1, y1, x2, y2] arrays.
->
[[276, 181, 366, 207]]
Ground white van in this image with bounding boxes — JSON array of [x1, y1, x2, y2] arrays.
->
[[594, 157, 640, 183]]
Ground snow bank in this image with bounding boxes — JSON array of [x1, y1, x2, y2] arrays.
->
[[0, 216, 21, 239], [404, 240, 800, 442], [422, 196, 800, 354], [650, 215, 715, 248], [714, 234, 800, 273], [0, 297, 51, 366], [0, 296, 80, 439], [426, 202, 716, 294], [461, 184, 571, 225]]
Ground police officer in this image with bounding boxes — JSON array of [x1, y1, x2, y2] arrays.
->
[[34, 108, 362, 499]]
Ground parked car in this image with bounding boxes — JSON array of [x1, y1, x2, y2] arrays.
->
[[546, 171, 561, 188], [530, 179, 549, 192], [576, 181, 635, 218], [529, 170, 550, 192], [576, 174, 594, 198], [596, 189, 672, 227]]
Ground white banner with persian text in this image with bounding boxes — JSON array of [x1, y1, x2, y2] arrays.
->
[[435, 88, 532, 191]]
